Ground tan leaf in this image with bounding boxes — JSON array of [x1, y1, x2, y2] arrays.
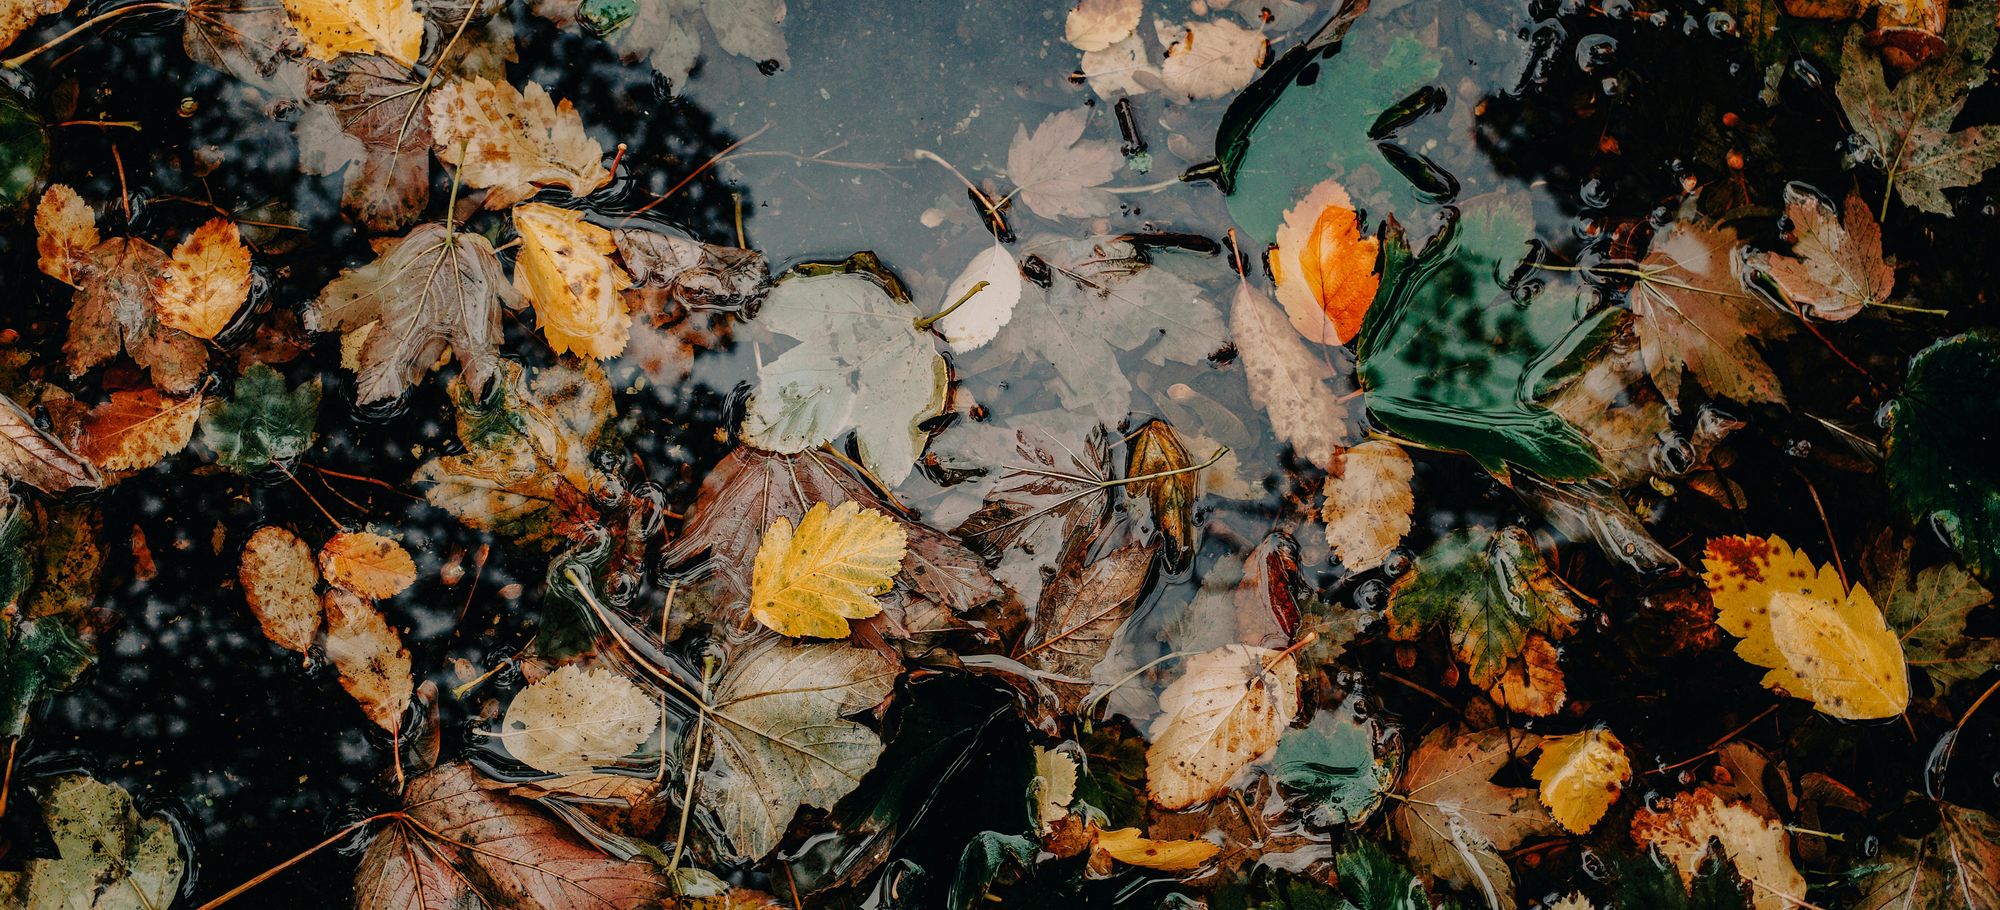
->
[[428, 77, 610, 209], [78, 388, 203, 473], [304, 54, 432, 232], [279, 0, 421, 62], [1630, 787, 1807, 910], [1533, 728, 1631, 834], [500, 664, 659, 774], [1006, 108, 1123, 220], [1763, 184, 1894, 321], [322, 587, 412, 731], [1629, 216, 1794, 405], [1320, 440, 1414, 572], [749, 500, 908, 639], [1388, 727, 1556, 908], [34, 184, 97, 287], [0, 391, 103, 493], [512, 203, 635, 359], [1126, 419, 1198, 573], [239, 526, 321, 655], [1065, 0, 1141, 51], [1019, 543, 1157, 712], [320, 530, 417, 599], [1155, 18, 1266, 100], [1231, 278, 1357, 472], [157, 219, 251, 340], [64, 238, 209, 394], [1146, 644, 1300, 810], [1033, 746, 1078, 830], [1094, 826, 1220, 872], [0, 0, 68, 56]]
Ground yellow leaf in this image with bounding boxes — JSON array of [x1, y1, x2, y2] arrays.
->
[[1146, 644, 1299, 810], [320, 530, 417, 599], [158, 218, 251, 340], [1270, 179, 1380, 346], [1032, 746, 1078, 831], [429, 78, 611, 209], [1630, 787, 1806, 910], [1093, 826, 1220, 872], [1532, 728, 1631, 834], [239, 526, 320, 655], [512, 203, 635, 359], [322, 587, 412, 732], [279, 0, 421, 63], [500, 664, 660, 774], [1320, 440, 1414, 572], [749, 501, 907, 638], [34, 184, 97, 287], [1703, 534, 1909, 719]]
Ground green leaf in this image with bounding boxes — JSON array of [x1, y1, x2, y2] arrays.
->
[[1385, 526, 1583, 690], [1867, 534, 2000, 694], [1356, 195, 1609, 481], [947, 831, 1037, 910], [1335, 837, 1457, 910], [0, 775, 186, 909], [1608, 845, 1755, 910], [200, 365, 321, 473], [0, 613, 92, 739], [0, 85, 47, 210], [1275, 702, 1396, 827], [1073, 723, 1147, 829], [1884, 332, 2000, 584]]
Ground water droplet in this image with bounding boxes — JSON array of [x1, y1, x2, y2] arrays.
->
[[1354, 578, 1388, 611], [1706, 11, 1737, 37], [1382, 548, 1415, 578], [1575, 34, 1618, 73]]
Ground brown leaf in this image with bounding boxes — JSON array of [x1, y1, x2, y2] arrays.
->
[[320, 530, 417, 599], [1125, 419, 1197, 573], [1628, 217, 1794, 405], [183, 0, 309, 99], [158, 219, 251, 340], [427, 76, 610, 208], [613, 226, 769, 306], [77, 387, 204, 473], [239, 526, 321, 655], [0, 392, 103, 494], [1018, 543, 1156, 712], [322, 587, 412, 731], [34, 185, 97, 287], [951, 424, 1113, 606], [64, 239, 209, 394], [305, 54, 433, 232], [1389, 726, 1556, 907], [1761, 184, 1894, 322]]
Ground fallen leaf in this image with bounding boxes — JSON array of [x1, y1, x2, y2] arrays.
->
[[320, 530, 418, 599], [156, 218, 251, 340], [428, 76, 610, 209], [1006, 108, 1124, 220], [1836, 2, 2000, 215], [303, 53, 433, 232], [703, 0, 788, 66], [1275, 700, 1397, 827], [1065, 0, 1140, 52], [933, 237, 1024, 352], [613, 224, 769, 304], [280, 0, 422, 62], [1630, 787, 1807, 910], [1883, 331, 2000, 584], [1867, 534, 2000, 695], [0, 775, 184, 910], [1761, 184, 1893, 321], [1626, 215, 1795, 406], [0, 391, 102, 493], [749, 500, 909, 639], [1854, 800, 2000, 910], [1081, 33, 1159, 100], [1155, 18, 1266, 100], [181, 0, 310, 99], [60, 237, 209, 395], [33, 184, 96, 287], [1019, 543, 1156, 712], [1320, 440, 1414, 572], [1388, 726, 1556, 908], [513, 202, 635, 359], [1125, 419, 1198, 573], [307, 222, 516, 403], [1702, 534, 1910, 719], [0, 0, 69, 60], [950, 422, 1112, 606], [1033, 745, 1078, 830], [1534, 728, 1631, 834], [78, 387, 203, 473], [1146, 643, 1299, 810], [322, 587, 412, 731], [501, 664, 660, 774], [239, 526, 320, 655], [199, 364, 320, 473], [1094, 826, 1221, 871], [1229, 278, 1356, 472], [1271, 178, 1381, 345]]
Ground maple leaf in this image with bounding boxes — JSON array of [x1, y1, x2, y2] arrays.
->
[[322, 587, 412, 731], [428, 76, 611, 209], [307, 222, 517, 403], [1630, 787, 1807, 910], [1836, 0, 2000, 215], [1388, 726, 1556, 909], [501, 664, 660, 774], [1018, 543, 1156, 713], [1231, 278, 1361, 473], [302, 53, 433, 232], [1155, 18, 1266, 101], [513, 202, 636, 359], [948, 421, 1113, 607], [55, 235, 209, 395], [77, 387, 204, 474], [1271, 178, 1380, 346], [1006, 109, 1124, 220], [280, 0, 422, 62], [1624, 215, 1794, 406], [0, 392, 97, 495], [1533, 728, 1631, 835], [239, 526, 320, 655], [1760, 184, 1894, 321], [1320, 440, 1414, 573], [575, 0, 788, 89], [1866, 534, 2000, 695], [199, 364, 320, 473], [1145, 643, 1300, 810], [749, 501, 908, 639], [320, 530, 417, 599], [1854, 799, 2000, 910], [1702, 534, 1910, 719]]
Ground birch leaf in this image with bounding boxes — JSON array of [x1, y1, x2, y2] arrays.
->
[[1388, 726, 1555, 908], [1006, 109, 1123, 220], [749, 501, 908, 639], [320, 530, 417, 599], [34, 184, 96, 287], [1630, 787, 1807, 910], [428, 77, 611, 209], [157, 218, 251, 340], [280, 0, 422, 62], [1156, 18, 1266, 101], [78, 388, 203, 473], [1761, 184, 1893, 321], [239, 526, 320, 655], [1533, 728, 1631, 834], [933, 238, 1023, 352], [1231, 279, 1358, 473], [1145, 643, 1300, 810], [512, 203, 635, 359], [1271, 178, 1380, 345], [501, 664, 660, 774], [1320, 440, 1414, 572], [322, 587, 412, 732]]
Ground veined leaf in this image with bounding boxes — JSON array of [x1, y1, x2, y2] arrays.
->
[[749, 501, 908, 639], [428, 77, 611, 209], [1533, 728, 1631, 834], [280, 0, 422, 63], [513, 203, 635, 360], [1388, 726, 1555, 909], [501, 664, 660, 774], [1145, 643, 1299, 810]]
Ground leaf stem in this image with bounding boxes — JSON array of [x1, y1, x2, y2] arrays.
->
[[1099, 446, 1228, 490], [914, 280, 988, 330], [193, 813, 400, 910], [2, 2, 180, 68], [1101, 178, 1185, 194], [1871, 300, 1949, 315], [666, 656, 715, 878]]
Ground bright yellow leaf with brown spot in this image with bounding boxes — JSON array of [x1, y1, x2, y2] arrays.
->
[[1703, 534, 1909, 719], [279, 0, 421, 63], [749, 501, 907, 639], [320, 530, 417, 599], [34, 184, 97, 287], [512, 203, 635, 360], [1533, 728, 1630, 834], [158, 218, 251, 340], [1270, 179, 1379, 346], [1094, 826, 1220, 871]]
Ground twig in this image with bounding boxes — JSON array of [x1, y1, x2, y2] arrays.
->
[[666, 656, 715, 877], [627, 123, 772, 220], [193, 813, 399, 910], [274, 461, 343, 532], [2, 2, 180, 68]]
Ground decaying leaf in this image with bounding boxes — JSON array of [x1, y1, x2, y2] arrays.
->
[[1033, 745, 1078, 830], [1065, 0, 1140, 52], [1836, 0, 2000, 215], [34, 183, 97, 287], [933, 237, 1024, 353], [0, 0, 69, 60], [1275, 700, 1397, 827], [322, 587, 411, 731], [1854, 799, 2000, 910], [199, 364, 320, 473], [428, 76, 611, 208], [574, 0, 788, 89], [78, 387, 203, 473], [1094, 826, 1221, 871], [320, 530, 417, 599], [239, 525, 321, 655], [1125, 419, 1198, 573], [749, 500, 908, 639], [1271, 178, 1380, 346], [156, 218, 251, 340], [501, 664, 660, 774], [303, 53, 434, 232], [1534, 728, 1631, 834], [0, 391, 103, 493], [52, 223, 209, 394], [0, 775, 185, 910], [1627, 216, 1794, 406], [513, 202, 636, 359], [1146, 643, 1300, 810], [1388, 726, 1555, 909], [1155, 18, 1266, 100], [1019, 543, 1156, 712], [1006, 108, 1123, 220], [1630, 787, 1807, 910], [1320, 440, 1414, 573], [1760, 184, 1893, 321], [1867, 534, 2000, 695], [613, 224, 769, 305], [280, 0, 420, 61], [1703, 534, 1910, 719], [1231, 279, 1356, 473]]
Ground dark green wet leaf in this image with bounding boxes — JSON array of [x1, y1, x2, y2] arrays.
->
[[1884, 331, 2000, 584], [947, 831, 1037, 910], [199, 364, 321, 473], [1074, 723, 1147, 829], [0, 85, 47, 210], [1607, 845, 1755, 910], [1274, 702, 1396, 827]]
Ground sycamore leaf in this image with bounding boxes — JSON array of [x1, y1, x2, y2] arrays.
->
[[1020, 543, 1157, 713], [513, 203, 635, 359], [60, 237, 208, 395], [303, 54, 432, 232], [0, 775, 184, 910], [1836, 0, 2000, 215], [279, 0, 422, 62], [1867, 534, 2000, 694], [1702, 534, 1910, 719], [0, 392, 102, 493], [1761, 184, 1893, 321], [1533, 728, 1631, 834], [933, 237, 1024, 353], [1627, 216, 1794, 406], [320, 530, 417, 599], [199, 364, 320, 473], [34, 184, 96, 287], [1320, 440, 1414, 572], [1006, 109, 1123, 220], [322, 587, 412, 731], [749, 501, 908, 639], [1388, 726, 1555, 908], [1854, 800, 2000, 910], [307, 222, 516, 404], [239, 526, 320, 655], [429, 77, 610, 209], [1094, 826, 1221, 871], [1231, 279, 1358, 473], [1032, 745, 1078, 830], [1065, 0, 1140, 51], [157, 218, 251, 340], [696, 639, 898, 862], [501, 664, 660, 774], [1155, 18, 1266, 100], [1630, 787, 1807, 910], [78, 388, 203, 473], [1145, 643, 1300, 810], [1271, 178, 1380, 346]]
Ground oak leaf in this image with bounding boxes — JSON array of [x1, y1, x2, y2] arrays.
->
[[279, 0, 422, 62], [239, 526, 320, 655], [320, 530, 417, 599], [1630, 787, 1807, 910], [157, 218, 251, 340], [1271, 178, 1380, 345], [322, 587, 412, 731], [749, 501, 908, 639], [512, 202, 635, 359], [1534, 728, 1631, 834], [428, 76, 611, 208], [501, 664, 660, 774], [78, 387, 203, 473], [1320, 440, 1414, 572], [1388, 726, 1556, 908], [1006, 109, 1123, 220], [1145, 643, 1299, 810], [1761, 184, 1893, 321]]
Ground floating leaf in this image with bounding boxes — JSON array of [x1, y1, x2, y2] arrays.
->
[[1005, 108, 1123, 220], [749, 501, 908, 639], [0, 775, 185, 910], [0, 391, 101, 494], [304, 53, 433, 232], [1271, 178, 1380, 345], [199, 364, 320, 473], [1630, 787, 1807, 910], [321, 587, 412, 731], [1019, 543, 1156, 712], [1625, 215, 1794, 406], [1836, 0, 2000, 215], [1155, 18, 1266, 100], [157, 218, 251, 340], [513, 202, 635, 359], [1146, 643, 1299, 810], [574, 0, 786, 89], [1534, 728, 1631, 834], [1320, 440, 1414, 573], [320, 530, 417, 599], [950, 422, 1112, 607], [239, 526, 320, 655], [34, 184, 96, 287], [501, 664, 660, 774], [1759, 184, 1893, 321], [933, 237, 1023, 353], [1275, 701, 1396, 827], [279, 0, 421, 62], [79, 387, 203, 473], [1094, 826, 1221, 871], [1388, 726, 1555, 908], [1125, 419, 1198, 573], [1866, 534, 2000, 694], [0, 83, 46, 209], [1854, 800, 2000, 910], [1032, 745, 1078, 830], [1230, 278, 1356, 473], [428, 77, 611, 209], [56, 233, 209, 395], [1884, 332, 2000, 584], [1065, 0, 1140, 52]]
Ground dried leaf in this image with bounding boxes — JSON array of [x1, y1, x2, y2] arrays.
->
[[1628, 217, 1793, 406], [157, 218, 251, 340], [1320, 440, 1414, 573], [239, 526, 320, 655], [501, 664, 660, 774], [34, 184, 96, 287], [322, 587, 412, 731], [951, 423, 1112, 607], [1534, 728, 1631, 834], [1761, 184, 1893, 321], [1867, 535, 2000, 695], [1630, 787, 1806, 910], [428, 76, 611, 209], [1005, 109, 1123, 220], [1231, 279, 1357, 473], [320, 530, 417, 599], [1388, 726, 1555, 908], [513, 202, 635, 359], [749, 501, 908, 639], [280, 0, 422, 62], [1836, 1, 2000, 214], [1155, 18, 1266, 100], [613, 225, 769, 304], [1145, 643, 1300, 810], [63, 238, 209, 394], [1033, 745, 1078, 830], [304, 54, 433, 232], [0, 392, 103, 493], [78, 388, 203, 473], [1094, 826, 1221, 871], [1271, 178, 1380, 345], [182, 0, 310, 98], [1065, 0, 1140, 52], [1020, 543, 1156, 712], [0, 775, 184, 910], [1854, 800, 2000, 910]]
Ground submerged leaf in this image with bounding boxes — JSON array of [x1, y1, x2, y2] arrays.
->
[[1155, 18, 1266, 101], [1146, 643, 1299, 810], [1854, 800, 2000, 910], [239, 526, 321, 655], [1630, 787, 1807, 910], [1231, 278, 1357, 473], [1275, 701, 1396, 827], [501, 664, 660, 774], [304, 53, 434, 232], [1626, 216, 1794, 406], [199, 364, 320, 473], [749, 501, 908, 639], [1760, 184, 1893, 321], [1388, 726, 1554, 908], [1867, 534, 2000, 694], [1006, 108, 1123, 220], [0, 775, 185, 910], [1019, 543, 1155, 712], [1883, 331, 2000, 584]]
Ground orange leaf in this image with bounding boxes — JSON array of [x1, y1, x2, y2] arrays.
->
[[320, 530, 417, 599], [1271, 179, 1379, 346], [158, 218, 252, 340]]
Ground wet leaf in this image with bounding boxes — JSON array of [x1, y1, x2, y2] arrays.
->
[[1854, 800, 2000, 910], [501, 664, 660, 774], [0, 608, 94, 739], [157, 218, 251, 340], [1760, 184, 1893, 321], [741, 256, 945, 488], [750, 500, 908, 639], [1156, 18, 1266, 101], [513, 202, 636, 359], [0, 392, 103, 493], [1275, 701, 1396, 827], [1018, 543, 1155, 713], [58, 236, 209, 395], [239, 526, 320, 655], [1125, 419, 1198, 573], [304, 53, 433, 232], [613, 224, 769, 303], [320, 530, 417, 599], [1627, 215, 1794, 406], [199, 364, 320, 473], [1867, 534, 2000, 694], [428, 76, 611, 208], [0, 775, 185, 910], [322, 587, 412, 732], [1231, 278, 1356, 473], [1387, 726, 1555, 908], [1883, 331, 2000, 584], [1630, 787, 1807, 910], [1006, 108, 1123, 220], [1065, 0, 1140, 52], [1271, 178, 1380, 346], [1702, 534, 1910, 719], [1032, 745, 1078, 830], [1145, 643, 1300, 810], [78, 387, 203, 473], [182, 0, 310, 98], [1319, 440, 1414, 573], [280, 0, 422, 62], [0, 0, 67, 58], [1836, 0, 2000, 215], [1605, 843, 1755, 910], [1094, 826, 1221, 871], [307, 222, 516, 403], [696, 638, 898, 862], [933, 237, 1023, 353], [1533, 727, 1631, 834], [951, 422, 1112, 605], [34, 184, 96, 287]]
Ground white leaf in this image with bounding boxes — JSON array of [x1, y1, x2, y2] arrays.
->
[[1229, 280, 1359, 472], [1145, 643, 1299, 810], [1081, 32, 1160, 100], [934, 238, 1023, 352], [1156, 18, 1265, 100], [1066, 0, 1141, 52], [502, 665, 661, 774], [1006, 109, 1124, 220], [703, 0, 788, 66]]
